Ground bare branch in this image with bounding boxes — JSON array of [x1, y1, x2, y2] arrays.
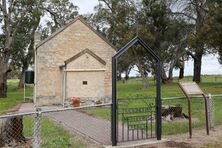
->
[[171, 12, 196, 21], [99, 0, 113, 14], [1, 0, 8, 30], [186, 50, 197, 60], [41, 7, 63, 27]]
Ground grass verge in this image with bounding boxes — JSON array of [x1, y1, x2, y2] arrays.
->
[[0, 79, 32, 114], [23, 117, 87, 148]]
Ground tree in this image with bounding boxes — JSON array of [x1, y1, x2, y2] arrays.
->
[[10, 6, 41, 88], [0, 0, 36, 97], [14, 0, 78, 88], [170, 0, 209, 83], [0, 0, 78, 96], [92, 0, 190, 86], [91, 0, 138, 79], [39, 0, 78, 39], [141, 0, 189, 83], [204, 1, 222, 64]]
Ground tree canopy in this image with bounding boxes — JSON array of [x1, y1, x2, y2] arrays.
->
[[0, 0, 222, 96], [0, 0, 78, 97]]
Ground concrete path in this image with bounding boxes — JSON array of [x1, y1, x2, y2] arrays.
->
[[19, 103, 112, 145], [46, 110, 112, 145]]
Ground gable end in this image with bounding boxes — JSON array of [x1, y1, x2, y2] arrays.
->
[[65, 48, 106, 66], [36, 16, 117, 51]]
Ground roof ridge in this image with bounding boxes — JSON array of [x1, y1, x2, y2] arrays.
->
[[36, 16, 117, 50]]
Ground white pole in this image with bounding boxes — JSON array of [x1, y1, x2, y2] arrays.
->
[[62, 67, 67, 107], [34, 44, 37, 105], [65, 70, 67, 106], [24, 83, 26, 101], [34, 32, 40, 106], [63, 69, 65, 107]]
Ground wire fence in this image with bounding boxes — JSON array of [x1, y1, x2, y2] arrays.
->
[[161, 94, 222, 136], [0, 95, 222, 147], [0, 104, 111, 148], [0, 113, 35, 148], [173, 76, 222, 83]]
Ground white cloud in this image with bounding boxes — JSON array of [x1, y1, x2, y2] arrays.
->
[[174, 54, 222, 76], [70, 0, 98, 14]]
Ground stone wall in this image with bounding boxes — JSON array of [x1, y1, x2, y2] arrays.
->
[[36, 18, 116, 106]]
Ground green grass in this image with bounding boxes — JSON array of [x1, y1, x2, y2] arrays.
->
[[23, 117, 87, 148], [84, 75, 222, 135], [82, 107, 111, 120], [0, 79, 33, 114]]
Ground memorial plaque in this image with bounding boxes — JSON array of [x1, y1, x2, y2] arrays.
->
[[178, 82, 209, 138], [179, 82, 204, 95]]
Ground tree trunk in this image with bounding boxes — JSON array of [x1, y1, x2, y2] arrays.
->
[[0, 61, 8, 98], [219, 47, 222, 64], [161, 64, 168, 84], [179, 60, 184, 79], [193, 52, 203, 83], [0, 116, 26, 147], [125, 70, 129, 81], [18, 75, 24, 89], [117, 71, 122, 81], [141, 73, 148, 89], [192, 2, 205, 83], [179, 67, 184, 79], [137, 63, 148, 89], [18, 66, 27, 89], [168, 61, 175, 82]]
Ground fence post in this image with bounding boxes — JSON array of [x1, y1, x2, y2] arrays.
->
[[208, 94, 214, 130], [33, 108, 42, 148]]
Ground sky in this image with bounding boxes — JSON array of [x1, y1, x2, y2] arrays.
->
[[174, 54, 222, 76], [73, 0, 98, 14], [73, 0, 222, 76]]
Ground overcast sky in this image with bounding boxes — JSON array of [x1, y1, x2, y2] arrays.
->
[[72, 0, 222, 76], [72, 0, 98, 14]]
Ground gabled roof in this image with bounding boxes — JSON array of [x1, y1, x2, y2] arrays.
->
[[64, 48, 106, 65], [36, 16, 117, 50]]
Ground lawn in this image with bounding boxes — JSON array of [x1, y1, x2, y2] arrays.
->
[[23, 117, 87, 148], [0, 79, 33, 114], [84, 75, 222, 135]]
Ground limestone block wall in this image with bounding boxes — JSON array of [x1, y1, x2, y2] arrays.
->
[[35, 18, 116, 106], [66, 71, 105, 99]]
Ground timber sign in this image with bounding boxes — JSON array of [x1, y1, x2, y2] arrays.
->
[[178, 82, 209, 138]]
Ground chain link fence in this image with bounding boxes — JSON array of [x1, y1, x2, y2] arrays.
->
[[0, 104, 111, 148], [1, 95, 222, 147], [0, 113, 35, 148]]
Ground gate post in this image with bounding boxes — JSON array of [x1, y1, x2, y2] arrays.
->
[[33, 108, 42, 148], [111, 58, 117, 146], [156, 61, 162, 140]]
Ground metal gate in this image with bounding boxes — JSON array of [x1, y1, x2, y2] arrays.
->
[[117, 101, 156, 142], [111, 36, 162, 146]]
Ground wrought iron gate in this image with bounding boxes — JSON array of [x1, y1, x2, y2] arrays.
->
[[117, 101, 156, 142], [111, 36, 162, 146]]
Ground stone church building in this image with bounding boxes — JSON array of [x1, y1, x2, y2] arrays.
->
[[35, 16, 116, 106]]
